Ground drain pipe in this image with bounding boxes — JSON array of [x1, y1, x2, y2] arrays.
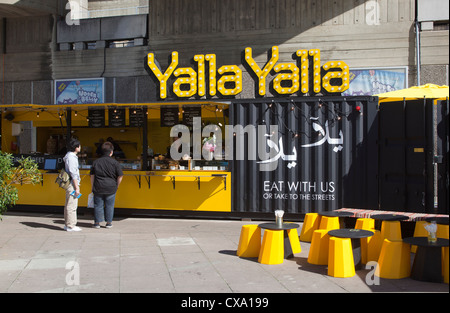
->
[[415, 20, 421, 86], [415, 0, 421, 85]]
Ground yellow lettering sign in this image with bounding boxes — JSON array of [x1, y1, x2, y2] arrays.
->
[[205, 54, 217, 96], [194, 55, 206, 97], [173, 67, 197, 98], [245, 46, 279, 96], [146, 46, 349, 99], [273, 63, 299, 95], [147, 52, 178, 99], [322, 61, 349, 93], [217, 65, 242, 96]]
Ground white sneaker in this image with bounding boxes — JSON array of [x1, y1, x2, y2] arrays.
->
[[64, 226, 82, 232]]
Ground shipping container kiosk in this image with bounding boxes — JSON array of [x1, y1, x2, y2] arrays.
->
[[1, 95, 381, 220]]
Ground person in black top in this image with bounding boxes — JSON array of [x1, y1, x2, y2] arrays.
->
[[90, 141, 124, 228]]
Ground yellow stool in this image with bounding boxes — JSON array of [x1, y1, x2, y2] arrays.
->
[[328, 237, 355, 278], [258, 229, 284, 265], [366, 229, 383, 263], [411, 221, 428, 253], [307, 230, 330, 265], [437, 224, 449, 239], [319, 216, 340, 231], [437, 224, 449, 278], [237, 225, 261, 258], [287, 228, 302, 254], [360, 236, 370, 265], [355, 218, 375, 264], [299, 213, 321, 242], [355, 218, 375, 230], [380, 221, 403, 241], [376, 239, 411, 279], [443, 246, 449, 284]]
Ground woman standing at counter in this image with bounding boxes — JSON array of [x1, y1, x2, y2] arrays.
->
[[90, 141, 123, 228]]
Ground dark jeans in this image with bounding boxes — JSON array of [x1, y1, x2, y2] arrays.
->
[[94, 193, 116, 224]]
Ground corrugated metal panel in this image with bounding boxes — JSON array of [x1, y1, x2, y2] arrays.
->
[[229, 96, 379, 214], [379, 98, 449, 214], [436, 99, 449, 213], [378, 99, 431, 212]]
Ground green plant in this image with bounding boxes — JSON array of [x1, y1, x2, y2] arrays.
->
[[0, 151, 42, 219]]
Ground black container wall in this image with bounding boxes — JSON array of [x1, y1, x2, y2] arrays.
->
[[229, 97, 379, 214], [378, 98, 449, 214]]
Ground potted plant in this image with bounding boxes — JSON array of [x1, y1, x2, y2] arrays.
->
[[0, 151, 42, 219]]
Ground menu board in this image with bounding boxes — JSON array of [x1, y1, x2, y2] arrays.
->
[[88, 108, 105, 128], [160, 106, 179, 127], [182, 105, 202, 126], [129, 108, 146, 127], [108, 108, 126, 127]]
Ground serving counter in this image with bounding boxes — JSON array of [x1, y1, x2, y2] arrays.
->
[[15, 169, 231, 212]]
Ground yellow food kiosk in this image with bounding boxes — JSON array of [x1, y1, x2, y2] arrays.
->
[[1, 101, 231, 213]]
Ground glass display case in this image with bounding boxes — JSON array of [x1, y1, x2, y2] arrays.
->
[[152, 158, 228, 171], [118, 160, 142, 170], [191, 160, 228, 171], [78, 158, 142, 170]]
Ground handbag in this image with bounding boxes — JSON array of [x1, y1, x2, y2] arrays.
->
[[87, 193, 95, 208], [55, 168, 71, 190]]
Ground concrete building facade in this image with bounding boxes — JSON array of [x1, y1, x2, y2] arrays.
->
[[0, 0, 448, 105]]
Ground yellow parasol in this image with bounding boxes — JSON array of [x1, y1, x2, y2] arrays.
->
[[375, 84, 449, 102]]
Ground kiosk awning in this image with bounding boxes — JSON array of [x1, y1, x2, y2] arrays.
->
[[0, 100, 231, 112], [375, 84, 449, 103]]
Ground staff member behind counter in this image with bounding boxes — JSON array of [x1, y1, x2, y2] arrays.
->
[[96, 137, 126, 159]]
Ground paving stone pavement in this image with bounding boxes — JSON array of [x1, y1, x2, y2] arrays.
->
[[0, 212, 448, 296]]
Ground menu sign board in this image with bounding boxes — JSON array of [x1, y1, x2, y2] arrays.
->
[[160, 106, 179, 127], [88, 108, 105, 128], [182, 106, 202, 126], [108, 108, 126, 127], [129, 108, 146, 127]]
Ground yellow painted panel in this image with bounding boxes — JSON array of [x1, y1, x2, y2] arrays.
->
[[15, 170, 93, 207], [15, 170, 231, 212]]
